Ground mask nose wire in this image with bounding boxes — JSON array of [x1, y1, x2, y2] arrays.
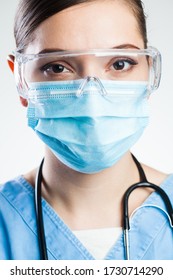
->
[[76, 76, 107, 97]]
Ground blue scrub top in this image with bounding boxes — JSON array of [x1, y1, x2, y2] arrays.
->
[[0, 174, 173, 260]]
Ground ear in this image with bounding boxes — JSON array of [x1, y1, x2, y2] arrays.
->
[[7, 54, 15, 72], [7, 54, 28, 107], [19, 96, 28, 107]]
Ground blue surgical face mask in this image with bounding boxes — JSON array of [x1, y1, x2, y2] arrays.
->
[[27, 77, 149, 173]]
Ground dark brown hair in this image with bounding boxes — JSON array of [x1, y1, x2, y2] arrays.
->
[[14, 0, 147, 52]]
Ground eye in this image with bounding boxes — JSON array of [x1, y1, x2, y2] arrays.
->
[[41, 63, 70, 74], [112, 58, 137, 71]]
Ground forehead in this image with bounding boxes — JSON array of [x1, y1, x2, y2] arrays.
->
[[27, 0, 144, 53]]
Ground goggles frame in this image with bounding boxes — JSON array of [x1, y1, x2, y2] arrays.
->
[[13, 47, 161, 98]]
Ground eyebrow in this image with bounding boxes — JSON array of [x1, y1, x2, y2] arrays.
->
[[38, 48, 65, 54], [38, 44, 141, 54], [113, 44, 140, 50]]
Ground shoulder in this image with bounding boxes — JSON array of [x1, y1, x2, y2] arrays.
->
[[142, 163, 170, 186], [0, 176, 40, 260], [142, 164, 173, 202], [0, 176, 34, 213], [0, 175, 33, 194], [0, 176, 22, 197], [0, 176, 36, 237]]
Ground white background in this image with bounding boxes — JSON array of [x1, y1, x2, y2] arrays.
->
[[0, 0, 173, 183]]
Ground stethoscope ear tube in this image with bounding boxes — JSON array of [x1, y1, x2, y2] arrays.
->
[[35, 158, 48, 260]]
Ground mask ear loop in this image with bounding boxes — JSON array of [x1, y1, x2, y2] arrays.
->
[[76, 76, 107, 97]]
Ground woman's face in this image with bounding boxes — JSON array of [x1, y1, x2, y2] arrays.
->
[[23, 0, 148, 82]]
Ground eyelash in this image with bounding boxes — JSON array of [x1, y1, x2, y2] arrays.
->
[[39, 57, 138, 76], [40, 63, 71, 74], [111, 58, 138, 71]]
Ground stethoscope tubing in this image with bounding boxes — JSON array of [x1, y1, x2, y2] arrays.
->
[[123, 181, 173, 260], [35, 156, 173, 260], [35, 158, 48, 260], [123, 181, 173, 231]]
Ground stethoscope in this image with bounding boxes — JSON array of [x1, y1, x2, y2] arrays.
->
[[35, 155, 173, 260]]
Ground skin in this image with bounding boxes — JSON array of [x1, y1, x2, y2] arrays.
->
[[9, 0, 167, 230]]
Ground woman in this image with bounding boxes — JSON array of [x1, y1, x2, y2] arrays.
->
[[0, 0, 173, 260]]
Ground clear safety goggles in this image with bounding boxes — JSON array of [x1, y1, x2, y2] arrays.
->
[[13, 47, 161, 98]]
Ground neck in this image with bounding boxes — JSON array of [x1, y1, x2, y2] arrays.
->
[[40, 150, 140, 230]]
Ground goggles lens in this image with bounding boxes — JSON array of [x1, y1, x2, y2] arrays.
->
[[14, 47, 161, 97]]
